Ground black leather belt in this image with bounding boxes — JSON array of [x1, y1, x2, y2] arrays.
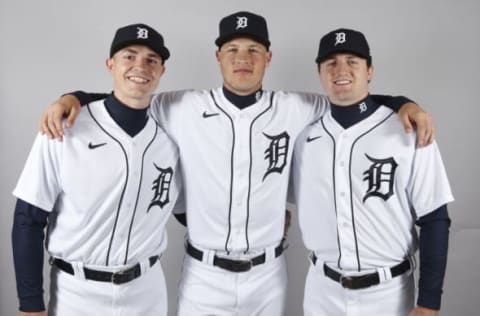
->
[[311, 253, 410, 290], [51, 256, 158, 285], [186, 241, 285, 273]]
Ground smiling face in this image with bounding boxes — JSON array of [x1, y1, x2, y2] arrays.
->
[[318, 53, 373, 106], [106, 44, 165, 109], [216, 37, 272, 95]]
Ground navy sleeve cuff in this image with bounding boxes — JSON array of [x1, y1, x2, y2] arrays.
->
[[417, 289, 442, 310], [19, 294, 46, 312]]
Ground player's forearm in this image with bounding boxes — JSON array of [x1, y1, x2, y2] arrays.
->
[[371, 94, 414, 112], [416, 205, 451, 310], [12, 199, 49, 312], [69, 90, 109, 106]]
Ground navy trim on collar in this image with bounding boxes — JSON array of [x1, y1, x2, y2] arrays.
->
[[222, 86, 263, 109], [330, 95, 379, 129], [104, 94, 149, 137]]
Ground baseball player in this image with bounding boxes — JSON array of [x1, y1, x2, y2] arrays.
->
[[291, 28, 453, 316], [11, 23, 181, 316], [38, 12, 435, 316]]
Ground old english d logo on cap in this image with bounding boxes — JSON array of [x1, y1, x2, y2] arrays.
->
[[315, 28, 371, 64], [136, 26, 149, 39], [236, 16, 248, 29], [110, 23, 170, 61], [215, 11, 270, 49], [334, 32, 346, 46]]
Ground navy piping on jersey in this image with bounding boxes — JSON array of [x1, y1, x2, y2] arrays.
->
[[124, 124, 159, 264], [348, 111, 395, 271], [209, 90, 236, 253], [245, 92, 274, 252], [320, 118, 343, 268], [87, 103, 130, 266]]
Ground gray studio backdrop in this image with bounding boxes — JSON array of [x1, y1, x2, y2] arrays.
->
[[1, 0, 479, 315]]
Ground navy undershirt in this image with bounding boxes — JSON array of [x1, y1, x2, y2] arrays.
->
[[222, 86, 263, 109], [12, 200, 49, 312], [330, 94, 378, 128], [104, 93, 149, 137]]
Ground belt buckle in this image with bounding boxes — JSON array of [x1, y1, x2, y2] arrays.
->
[[111, 269, 130, 284], [230, 259, 252, 272], [339, 275, 355, 289]]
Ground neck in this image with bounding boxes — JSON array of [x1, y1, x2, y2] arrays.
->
[[112, 91, 150, 110], [222, 86, 263, 109]]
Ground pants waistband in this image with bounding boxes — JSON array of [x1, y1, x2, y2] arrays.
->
[[51, 256, 158, 285], [186, 241, 285, 272], [311, 253, 411, 290]]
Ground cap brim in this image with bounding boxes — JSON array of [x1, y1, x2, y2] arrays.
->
[[111, 40, 170, 61], [316, 49, 370, 64], [215, 34, 270, 49]]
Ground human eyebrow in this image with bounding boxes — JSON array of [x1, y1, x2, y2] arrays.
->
[[122, 47, 139, 55], [147, 53, 161, 60]]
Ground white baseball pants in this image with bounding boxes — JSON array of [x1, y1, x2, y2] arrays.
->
[[47, 261, 167, 316], [177, 253, 287, 316], [303, 261, 415, 316]]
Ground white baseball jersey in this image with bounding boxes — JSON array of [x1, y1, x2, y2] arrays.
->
[[13, 99, 181, 267], [149, 87, 328, 252], [292, 105, 454, 270]]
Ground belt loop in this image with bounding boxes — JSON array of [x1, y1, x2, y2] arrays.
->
[[264, 244, 276, 262], [205, 249, 215, 265], [139, 257, 150, 274], [71, 261, 86, 280], [376, 266, 392, 282]]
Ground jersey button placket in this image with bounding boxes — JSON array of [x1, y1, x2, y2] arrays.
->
[[335, 132, 356, 267], [230, 116, 249, 250]]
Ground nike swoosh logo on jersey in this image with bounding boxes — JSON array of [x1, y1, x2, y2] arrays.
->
[[306, 136, 322, 143], [202, 111, 220, 118], [88, 142, 107, 149]]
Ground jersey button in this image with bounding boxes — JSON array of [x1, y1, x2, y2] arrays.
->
[[340, 162, 345, 167], [340, 192, 346, 197], [342, 222, 349, 228]]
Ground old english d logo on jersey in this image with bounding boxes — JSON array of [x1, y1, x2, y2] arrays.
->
[[147, 164, 173, 211], [262, 131, 290, 181], [362, 154, 397, 202]]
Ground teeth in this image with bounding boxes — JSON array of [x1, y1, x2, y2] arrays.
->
[[128, 76, 148, 83], [334, 80, 351, 85]]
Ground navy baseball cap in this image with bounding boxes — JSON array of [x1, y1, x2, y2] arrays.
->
[[110, 23, 170, 62], [315, 28, 371, 64], [215, 11, 270, 49]]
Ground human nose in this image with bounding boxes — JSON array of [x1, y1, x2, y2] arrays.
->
[[133, 57, 149, 69], [234, 50, 251, 64], [335, 61, 349, 74]]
